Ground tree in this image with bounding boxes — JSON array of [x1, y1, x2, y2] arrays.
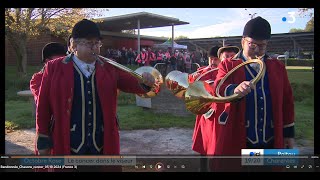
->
[[174, 35, 189, 40], [5, 8, 107, 77], [289, 28, 305, 33], [299, 8, 314, 32], [304, 17, 314, 32], [298, 8, 313, 18]]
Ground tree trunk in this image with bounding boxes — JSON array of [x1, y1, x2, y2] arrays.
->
[[7, 33, 28, 77], [20, 39, 28, 76]]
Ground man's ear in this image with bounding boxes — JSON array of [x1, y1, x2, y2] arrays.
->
[[241, 38, 245, 48], [70, 38, 77, 51]]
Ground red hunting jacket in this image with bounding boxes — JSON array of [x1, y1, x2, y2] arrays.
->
[[36, 54, 148, 155], [188, 65, 219, 155], [212, 55, 295, 156], [30, 71, 44, 104]]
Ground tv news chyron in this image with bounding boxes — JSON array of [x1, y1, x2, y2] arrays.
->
[[0, 151, 319, 172]]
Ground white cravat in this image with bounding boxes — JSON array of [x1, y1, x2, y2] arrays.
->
[[73, 55, 96, 78]]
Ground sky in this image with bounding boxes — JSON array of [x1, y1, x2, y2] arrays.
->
[[98, 8, 313, 39]]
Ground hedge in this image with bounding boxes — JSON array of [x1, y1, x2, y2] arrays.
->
[[278, 59, 314, 66]]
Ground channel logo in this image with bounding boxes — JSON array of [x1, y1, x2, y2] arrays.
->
[[241, 149, 264, 166], [241, 149, 264, 156], [250, 152, 261, 156]]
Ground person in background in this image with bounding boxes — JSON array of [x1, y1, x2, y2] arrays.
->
[[189, 46, 220, 84], [30, 42, 67, 104], [148, 47, 156, 67], [30, 42, 66, 160], [188, 44, 240, 171], [184, 52, 192, 74], [217, 44, 239, 61], [135, 48, 148, 66]]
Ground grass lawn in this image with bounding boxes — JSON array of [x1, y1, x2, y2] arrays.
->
[[5, 65, 314, 142], [118, 105, 196, 130], [286, 66, 313, 70]]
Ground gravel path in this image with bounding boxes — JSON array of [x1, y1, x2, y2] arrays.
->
[[5, 128, 314, 155]]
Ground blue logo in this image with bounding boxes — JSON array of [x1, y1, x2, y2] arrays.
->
[[282, 17, 287, 22], [249, 152, 261, 156]]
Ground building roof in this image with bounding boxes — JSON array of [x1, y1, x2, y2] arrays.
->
[[96, 12, 189, 32], [176, 32, 314, 54]]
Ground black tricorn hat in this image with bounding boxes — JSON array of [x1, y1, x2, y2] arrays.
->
[[42, 42, 66, 63], [243, 16, 271, 40], [208, 46, 220, 57], [71, 19, 102, 39]]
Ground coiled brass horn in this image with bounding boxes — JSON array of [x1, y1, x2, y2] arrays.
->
[[165, 67, 219, 99], [165, 71, 189, 99], [95, 54, 163, 98], [185, 57, 266, 114]]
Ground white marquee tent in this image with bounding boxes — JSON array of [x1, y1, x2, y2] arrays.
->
[[154, 39, 187, 49]]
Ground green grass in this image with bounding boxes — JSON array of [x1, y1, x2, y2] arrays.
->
[[117, 92, 136, 105], [5, 100, 35, 129], [5, 65, 314, 142], [5, 65, 43, 101], [294, 102, 314, 141], [118, 105, 196, 130], [287, 69, 314, 104], [287, 71, 314, 84], [286, 66, 313, 70]]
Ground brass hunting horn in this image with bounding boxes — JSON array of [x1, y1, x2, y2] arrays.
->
[[95, 54, 163, 98], [185, 57, 266, 114]]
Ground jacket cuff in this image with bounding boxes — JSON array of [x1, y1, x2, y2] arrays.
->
[[225, 84, 244, 103], [225, 84, 238, 96], [37, 135, 53, 150], [140, 83, 152, 92], [283, 125, 295, 138]]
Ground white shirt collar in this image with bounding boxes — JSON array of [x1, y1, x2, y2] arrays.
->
[[72, 55, 96, 78]]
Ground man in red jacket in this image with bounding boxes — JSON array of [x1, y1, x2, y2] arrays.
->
[[35, 19, 155, 171], [30, 42, 67, 104], [30, 42, 66, 161], [211, 16, 295, 171], [189, 45, 239, 171]]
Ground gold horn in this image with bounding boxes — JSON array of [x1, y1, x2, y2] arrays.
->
[[96, 54, 163, 98], [165, 70, 189, 99], [185, 57, 266, 114], [165, 67, 219, 99]]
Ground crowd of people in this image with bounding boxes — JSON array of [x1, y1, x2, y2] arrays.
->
[[102, 46, 209, 75]]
